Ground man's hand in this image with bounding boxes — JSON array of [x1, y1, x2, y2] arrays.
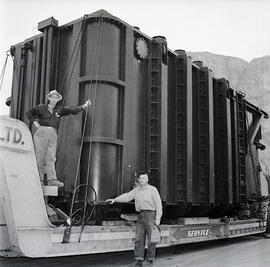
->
[[82, 99, 92, 109], [155, 219, 160, 226], [33, 121, 40, 128], [106, 199, 115, 205]]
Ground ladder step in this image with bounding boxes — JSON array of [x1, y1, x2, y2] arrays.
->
[[42, 186, 58, 196]]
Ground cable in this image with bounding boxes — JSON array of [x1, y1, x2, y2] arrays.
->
[[55, 16, 87, 156], [79, 15, 104, 242], [0, 51, 10, 92], [70, 184, 97, 225], [58, 16, 88, 106], [63, 15, 104, 243], [62, 183, 97, 243], [69, 15, 103, 218]]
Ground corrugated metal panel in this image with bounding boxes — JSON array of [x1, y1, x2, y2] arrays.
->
[[9, 10, 267, 219]]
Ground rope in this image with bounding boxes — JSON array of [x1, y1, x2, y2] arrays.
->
[[58, 16, 88, 106], [11, 56, 20, 85], [55, 17, 88, 157], [62, 183, 97, 244], [7, 52, 21, 119], [0, 51, 11, 92], [70, 15, 103, 216], [62, 15, 104, 243], [1, 50, 22, 118], [68, 184, 97, 225], [78, 15, 104, 242]]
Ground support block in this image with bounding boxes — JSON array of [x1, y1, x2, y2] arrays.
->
[[42, 186, 58, 196], [177, 217, 209, 225]]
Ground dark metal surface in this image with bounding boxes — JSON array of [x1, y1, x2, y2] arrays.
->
[[9, 9, 268, 219], [213, 78, 233, 216]]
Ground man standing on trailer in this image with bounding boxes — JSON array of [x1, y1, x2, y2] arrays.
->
[[106, 172, 163, 267], [26, 90, 91, 187]]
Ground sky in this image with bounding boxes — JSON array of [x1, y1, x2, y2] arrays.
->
[[0, 0, 270, 115]]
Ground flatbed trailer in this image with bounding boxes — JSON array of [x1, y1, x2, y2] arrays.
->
[[0, 220, 266, 258], [0, 116, 268, 258]]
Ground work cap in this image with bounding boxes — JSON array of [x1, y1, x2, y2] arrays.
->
[[47, 90, 62, 101]]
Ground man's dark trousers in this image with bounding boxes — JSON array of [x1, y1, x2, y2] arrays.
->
[[134, 210, 156, 261]]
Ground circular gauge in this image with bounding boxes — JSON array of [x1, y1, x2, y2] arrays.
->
[[135, 38, 150, 60]]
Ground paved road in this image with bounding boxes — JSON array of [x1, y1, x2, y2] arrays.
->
[[1, 235, 269, 267]]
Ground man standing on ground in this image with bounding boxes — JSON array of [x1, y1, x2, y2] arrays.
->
[[106, 172, 162, 267], [26, 90, 91, 187]]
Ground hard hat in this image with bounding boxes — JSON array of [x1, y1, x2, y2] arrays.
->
[[47, 90, 62, 101]]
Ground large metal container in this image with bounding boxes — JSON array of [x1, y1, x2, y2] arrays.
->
[[8, 10, 268, 219]]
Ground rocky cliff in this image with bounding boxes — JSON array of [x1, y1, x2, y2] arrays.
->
[[188, 52, 270, 175]]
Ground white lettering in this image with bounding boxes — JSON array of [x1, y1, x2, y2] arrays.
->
[[0, 127, 23, 145], [187, 228, 211, 238]]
